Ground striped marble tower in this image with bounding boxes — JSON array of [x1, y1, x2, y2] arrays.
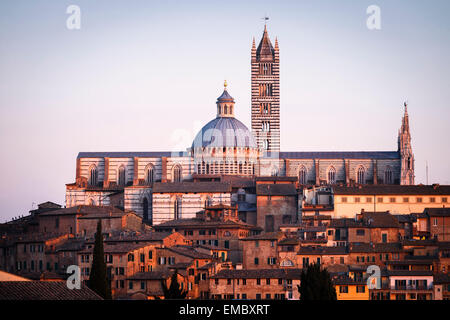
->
[[251, 25, 280, 154]]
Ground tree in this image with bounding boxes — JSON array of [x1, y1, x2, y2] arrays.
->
[[161, 270, 188, 299], [88, 220, 112, 299], [297, 263, 337, 300]]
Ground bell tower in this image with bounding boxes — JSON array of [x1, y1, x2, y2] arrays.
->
[[251, 23, 280, 154]]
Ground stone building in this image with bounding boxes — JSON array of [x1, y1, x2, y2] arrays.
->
[[153, 205, 261, 263], [209, 268, 303, 300], [64, 24, 415, 226]]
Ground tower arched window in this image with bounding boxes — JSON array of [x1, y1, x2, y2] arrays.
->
[[224, 105, 228, 114], [327, 167, 336, 185], [385, 166, 393, 185], [145, 164, 154, 185], [357, 166, 366, 184], [263, 139, 269, 150], [299, 166, 307, 185], [174, 197, 181, 220], [173, 165, 182, 182], [88, 165, 98, 186], [118, 165, 126, 186]]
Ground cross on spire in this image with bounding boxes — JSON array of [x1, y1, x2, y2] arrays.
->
[[262, 15, 269, 26]]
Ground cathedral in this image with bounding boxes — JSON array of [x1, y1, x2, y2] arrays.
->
[[65, 25, 415, 225]]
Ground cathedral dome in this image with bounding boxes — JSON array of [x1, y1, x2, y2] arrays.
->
[[191, 82, 257, 150], [192, 117, 257, 149]]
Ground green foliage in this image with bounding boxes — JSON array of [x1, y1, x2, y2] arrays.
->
[[88, 220, 112, 299], [297, 263, 337, 300], [161, 270, 188, 299]]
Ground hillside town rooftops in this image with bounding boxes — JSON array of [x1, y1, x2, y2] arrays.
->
[[241, 231, 283, 241], [0, 281, 102, 300], [297, 246, 348, 255], [211, 268, 303, 279], [349, 242, 403, 253], [256, 184, 297, 196], [38, 205, 126, 217]]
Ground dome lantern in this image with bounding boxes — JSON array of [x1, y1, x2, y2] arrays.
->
[[216, 80, 235, 118]]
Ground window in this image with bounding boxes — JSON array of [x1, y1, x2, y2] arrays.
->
[[262, 139, 269, 150], [341, 197, 347, 203], [416, 197, 423, 203], [433, 218, 438, 227], [129, 281, 133, 290], [140, 253, 145, 263], [339, 286, 348, 293], [357, 286, 365, 293], [357, 166, 365, 184], [255, 240, 259, 248], [356, 229, 365, 236], [224, 240, 229, 249], [140, 281, 145, 290], [89, 165, 98, 186], [355, 197, 360, 203], [256, 294, 261, 300], [443, 197, 448, 203], [366, 197, 372, 203], [403, 197, 409, 203], [256, 279, 261, 285], [384, 167, 393, 184], [327, 167, 336, 184], [265, 294, 271, 300], [377, 197, 383, 203], [227, 279, 232, 285], [390, 197, 396, 203], [242, 279, 247, 285], [173, 165, 182, 182], [174, 197, 181, 220], [298, 166, 307, 185], [145, 164, 154, 184], [254, 258, 259, 265], [266, 279, 271, 285], [118, 165, 126, 186], [128, 254, 134, 262], [382, 233, 387, 243], [430, 197, 436, 203]]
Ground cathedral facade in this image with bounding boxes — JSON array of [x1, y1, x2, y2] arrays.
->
[[65, 26, 415, 225]]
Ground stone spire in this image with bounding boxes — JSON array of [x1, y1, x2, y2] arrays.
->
[[256, 25, 275, 61], [398, 102, 414, 185]]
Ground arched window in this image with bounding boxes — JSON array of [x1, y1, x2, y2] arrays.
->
[[173, 165, 182, 182], [271, 166, 278, 177], [327, 167, 336, 184], [385, 166, 393, 184], [89, 165, 98, 186], [357, 166, 366, 184], [142, 198, 149, 221], [224, 105, 228, 114], [174, 197, 181, 220], [263, 139, 269, 150], [145, 164, 154, 185], [298, 166, 307, 185], [118, 165, 126, 186]]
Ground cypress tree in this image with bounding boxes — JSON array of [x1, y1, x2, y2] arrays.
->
[[88, 220, 112, 299], [297, 262, 337, 300], [161, 270, 188, 299]]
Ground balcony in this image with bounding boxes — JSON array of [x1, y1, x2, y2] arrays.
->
[[392, 285, 433, 291]]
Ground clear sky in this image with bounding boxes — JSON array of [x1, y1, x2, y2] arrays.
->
[[0, 0, 449, 222]]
